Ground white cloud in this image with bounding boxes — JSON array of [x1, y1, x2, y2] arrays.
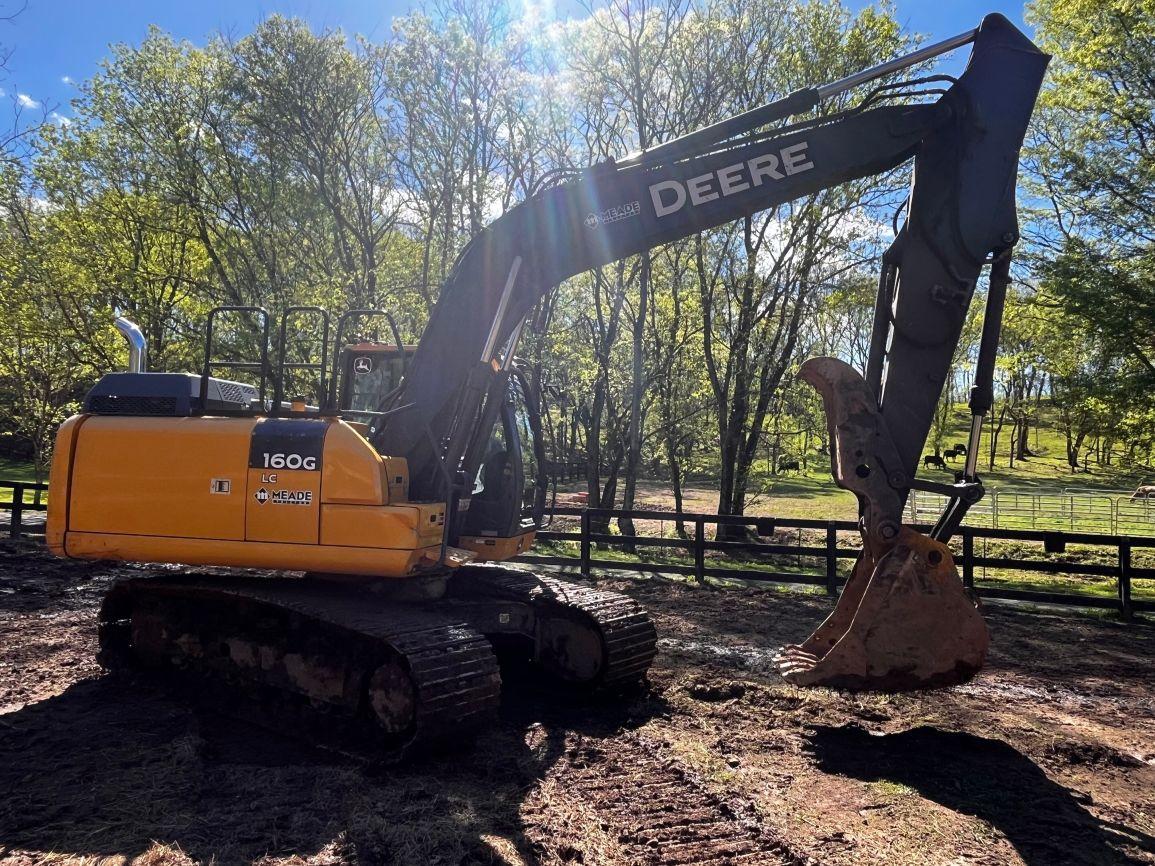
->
[[0, 87, 6, 97], [50, 111, 71, 126], [61, 75, 73, 85], [16, 93, 39, 109]]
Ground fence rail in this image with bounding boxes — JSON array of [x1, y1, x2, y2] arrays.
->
[[0, 480, 47, 538], [522, 506, 1154, 619], [2, 482, 1151, 618]]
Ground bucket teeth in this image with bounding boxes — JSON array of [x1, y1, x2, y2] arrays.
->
[[776, 527, 988, 691]]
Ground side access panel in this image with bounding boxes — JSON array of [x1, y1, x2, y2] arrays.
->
[[52, 413, 447, 579], [67, 416, 252, 541]]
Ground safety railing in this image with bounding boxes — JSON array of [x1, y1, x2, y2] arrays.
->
[[0, 480, 48, 538], [519, 506, 1155, 619]]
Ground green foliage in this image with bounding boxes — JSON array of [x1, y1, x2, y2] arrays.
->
[[1025, 0, 1155, 474], [1027, 0, 1155, 253]]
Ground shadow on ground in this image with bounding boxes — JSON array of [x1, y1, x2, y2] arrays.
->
[[806, 724, 1155, 865], [0, 670, 663, 865]]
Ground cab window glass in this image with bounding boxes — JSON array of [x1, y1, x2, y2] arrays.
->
[[348, 352, 406, 412]]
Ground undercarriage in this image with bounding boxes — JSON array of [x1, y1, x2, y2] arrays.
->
[[97, 567, 656, 761]]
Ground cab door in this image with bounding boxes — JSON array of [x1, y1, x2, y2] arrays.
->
[[458, 371, 543, 540], [510, 370, 546, 525]]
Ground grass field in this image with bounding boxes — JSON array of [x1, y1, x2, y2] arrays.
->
[[0, 458, 47, 507], [673, 401, 1155, 528], [0, 457, 39, 483]]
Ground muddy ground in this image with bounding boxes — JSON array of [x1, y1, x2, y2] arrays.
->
[[1, 539, 1153, 866]]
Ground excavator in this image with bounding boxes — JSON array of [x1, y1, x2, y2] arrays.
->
[[46, 13, 1048, 755]]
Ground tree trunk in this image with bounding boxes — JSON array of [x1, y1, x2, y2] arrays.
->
[[989, 402, 1007, 472], [665, 438, 687, 539], [618, 256, 650, 549], [1015, 418, 1032, 460]]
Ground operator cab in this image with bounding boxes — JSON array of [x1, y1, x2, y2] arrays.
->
[[338, 342, 416, 421], [334, 339, 544, 560], [456, 372, 543, 557]]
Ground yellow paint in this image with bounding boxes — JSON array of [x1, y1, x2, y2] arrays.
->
[[459, 529, 536, 561], [48, 409, 523, 580], [46, 414, 87, 556], [320, 422, 387, 504], [321, 502, 434, 549], [382, 456, 409, 502], [64, 531, 437, 577], [67, 416, 252, 541], [246, 467, 320, 544]]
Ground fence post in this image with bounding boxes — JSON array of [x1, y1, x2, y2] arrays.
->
[[580, 509, 591, 580], [9, 483, 23, 539], [825, 523, 838, 596], [962, 530, 974, 590], [694, 517, 706, 584], [1118, 540, 1133, 621]]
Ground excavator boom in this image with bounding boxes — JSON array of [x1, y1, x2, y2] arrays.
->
[[384, 14, 1048, 519], [380, 12, 1048, 690]]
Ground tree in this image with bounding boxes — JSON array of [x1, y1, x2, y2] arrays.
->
[[1026, 0, 1155, 464], [0, 167, 89, 492], [565, 0, 690, 539], [690, 0, 911, 530]]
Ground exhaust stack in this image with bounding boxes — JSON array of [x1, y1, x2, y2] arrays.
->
[[114, 317, 148, 373]]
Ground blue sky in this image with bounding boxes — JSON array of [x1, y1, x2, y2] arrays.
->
[[1, 0, 1030, 123]]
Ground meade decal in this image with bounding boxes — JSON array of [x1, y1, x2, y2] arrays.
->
[[584, 200, 641, 229], [648, 141, 815, 219], [254, 487, 313, 506]]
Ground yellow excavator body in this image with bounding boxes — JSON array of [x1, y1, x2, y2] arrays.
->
[[47, 413, 450, 578], [47, 377, 649, 759]]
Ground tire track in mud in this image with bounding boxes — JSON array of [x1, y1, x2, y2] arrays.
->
[[533, 732, 803, 866]]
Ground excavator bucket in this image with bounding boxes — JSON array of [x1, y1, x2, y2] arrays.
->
[[776, 357, 989, 691], [776, 527, 988, 690]]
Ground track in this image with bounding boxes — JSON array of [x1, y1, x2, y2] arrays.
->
[[534, 733, 800, 866], [97, 574, 502, 762], [451, 564, 658, 688], [95, 567, 656, 763]]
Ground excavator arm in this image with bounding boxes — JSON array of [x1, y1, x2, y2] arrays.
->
[[383, 13, 1046, 505], [377, 13, 1049, 689]]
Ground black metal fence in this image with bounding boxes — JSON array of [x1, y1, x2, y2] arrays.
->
[[1, 480, 47, 538], [519, 506, 1155, 619], [2, 484, 1151, 618]]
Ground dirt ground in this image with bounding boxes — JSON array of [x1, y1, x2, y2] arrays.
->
[[1, 539, 1153, 866]]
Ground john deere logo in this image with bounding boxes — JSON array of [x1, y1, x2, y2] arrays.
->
[[353, 356, 373, 374], [254, 487, 269, 504]]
